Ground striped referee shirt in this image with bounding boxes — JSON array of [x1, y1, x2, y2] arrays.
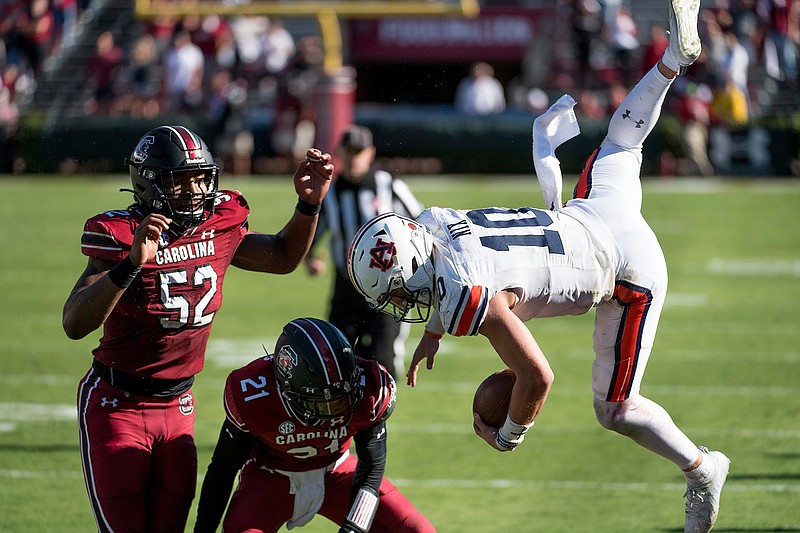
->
[[312, 169, 423, 276]]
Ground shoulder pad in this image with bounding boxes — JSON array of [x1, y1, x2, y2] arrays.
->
[[81, 211, 140, 261], [379, 372, 396, 422], [359, 360, 396, 423], [223, 371, 249, 432]]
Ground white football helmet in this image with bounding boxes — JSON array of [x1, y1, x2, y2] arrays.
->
[[347, 213, 435, 323]]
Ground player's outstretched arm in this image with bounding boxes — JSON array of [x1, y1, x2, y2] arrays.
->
[[406, 331, 441, 387], [477, 291, 554, 450], [232, 149, 333, 274]]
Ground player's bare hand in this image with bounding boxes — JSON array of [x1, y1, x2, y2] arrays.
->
[[473, 413, 508, 452], [304, 256, 326, 277], [130, 213, 170, 266], [294, 148, 333, 206], [406, 333, 440, 387]]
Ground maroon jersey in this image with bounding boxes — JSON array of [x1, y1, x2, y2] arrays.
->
[[224, 355, 395, 472], [80, 190, 250, 379]]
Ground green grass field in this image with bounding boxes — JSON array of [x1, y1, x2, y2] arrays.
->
[[1, 174, 799, 532]]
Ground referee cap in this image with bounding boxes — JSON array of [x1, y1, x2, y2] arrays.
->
[[340, 125, 373, 152]]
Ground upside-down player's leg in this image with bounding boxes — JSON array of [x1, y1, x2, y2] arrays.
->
[[586, 2, 730, 530], [570, 64, 676, 213], [571, 0, 698, 212]]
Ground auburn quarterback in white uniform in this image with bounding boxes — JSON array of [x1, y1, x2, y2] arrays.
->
[[347, 2, 729, 532]]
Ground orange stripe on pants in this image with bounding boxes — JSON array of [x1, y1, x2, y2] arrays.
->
[[607, 281, 652, 402], [573, 148, 600, 200]]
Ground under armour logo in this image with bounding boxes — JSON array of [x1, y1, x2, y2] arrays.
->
[[621, 109, 644, 128], [201, 229, 215, 240], [369, 238, 397, 272], [100, 396, 118, 408]]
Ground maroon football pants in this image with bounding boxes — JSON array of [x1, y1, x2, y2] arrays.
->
[[77, 370, 198, 532], [223, 454, 436, 532]]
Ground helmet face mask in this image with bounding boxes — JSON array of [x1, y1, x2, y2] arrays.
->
[[274, 318, 363, 427], [348, 213, 435, 324], [374, 281, 431, 323], [127, 126, 219, 228], [156, 168, 217, 225]]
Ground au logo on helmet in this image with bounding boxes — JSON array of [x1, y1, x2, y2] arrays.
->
[[369, 238, 396, 272]]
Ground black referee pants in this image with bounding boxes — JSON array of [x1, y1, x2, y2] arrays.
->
[[328, 274, 405, 378]]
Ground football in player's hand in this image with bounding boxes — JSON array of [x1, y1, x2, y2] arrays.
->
[[472, 368, 516, 428]]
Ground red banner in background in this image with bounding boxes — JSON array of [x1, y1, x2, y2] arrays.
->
[[348, 7, 552, 63]]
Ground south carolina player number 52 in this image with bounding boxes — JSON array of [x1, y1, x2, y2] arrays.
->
[[159, 264, 218, 328]]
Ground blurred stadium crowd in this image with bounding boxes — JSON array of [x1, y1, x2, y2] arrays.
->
[[0, 0, 798, 176], [558, 0, 798, 176]]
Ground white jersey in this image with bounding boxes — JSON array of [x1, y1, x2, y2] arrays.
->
[[420, 206, 616, 337]]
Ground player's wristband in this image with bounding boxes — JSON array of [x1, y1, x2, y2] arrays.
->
[[296, 199, 321, 216], [495, 415, 534, 451], [424, 329, 442, 340], [107, 256, 143, 289], [340, 487, 379, 533]]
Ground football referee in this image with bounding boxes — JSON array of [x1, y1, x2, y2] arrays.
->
[[305, 125, 423, 378]]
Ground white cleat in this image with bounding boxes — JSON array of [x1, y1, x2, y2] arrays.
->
[[684, 447, 730, 533], [665, 0, 702, 74]]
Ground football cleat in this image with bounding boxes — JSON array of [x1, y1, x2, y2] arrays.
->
[[684, 447, 730, 533], [664, 0, 701, 75]]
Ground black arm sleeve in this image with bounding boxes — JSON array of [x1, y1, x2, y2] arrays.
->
[[193, 419, 255, 533], [350, 419, 388, 500]]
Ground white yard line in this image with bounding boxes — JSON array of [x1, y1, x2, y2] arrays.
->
[[0, 403, 76, 421], [389, 478, 800, 493], [1, 468, 795, 495], [0, 469, 83, 479], [0, 375, 75, 385], [205, 337, 275, 367], [708, 258, 800, 277]]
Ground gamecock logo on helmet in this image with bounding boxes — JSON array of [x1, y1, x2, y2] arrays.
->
[[369, 238, 396, 272], [132, 135, 155, 164], [278, 345, 298, 373]]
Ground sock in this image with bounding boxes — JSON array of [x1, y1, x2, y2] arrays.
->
[[606, 64, 673, 151], [661, 45, 681, 73], [684, 450, 715, 486]]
